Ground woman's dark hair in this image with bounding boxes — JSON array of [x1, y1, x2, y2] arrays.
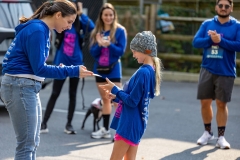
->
[[73, 15, 81, 33], [19, 0, 77, 23]]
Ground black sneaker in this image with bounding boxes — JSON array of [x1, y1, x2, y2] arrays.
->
[[40, 123, 49, 134], [64, 124, 76, 134]]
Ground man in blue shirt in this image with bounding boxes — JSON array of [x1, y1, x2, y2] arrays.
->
[[192, 0, 240, 149]]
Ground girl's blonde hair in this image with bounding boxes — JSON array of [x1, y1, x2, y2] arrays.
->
[[90, 3, 120, 46], [152, 57, 163, 96]]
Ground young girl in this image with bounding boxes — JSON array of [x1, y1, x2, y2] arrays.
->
[[99, 31, 162, 160], [0, 0, 93, 159], [89, 3, 127, 139]]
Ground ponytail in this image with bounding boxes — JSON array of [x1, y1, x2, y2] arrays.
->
[[152, 57, 163, 96]]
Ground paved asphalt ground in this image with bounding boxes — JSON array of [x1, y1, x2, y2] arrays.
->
[[1, 75, 240, 160]]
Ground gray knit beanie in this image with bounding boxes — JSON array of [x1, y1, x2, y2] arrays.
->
[[130, 31, 157, 57]]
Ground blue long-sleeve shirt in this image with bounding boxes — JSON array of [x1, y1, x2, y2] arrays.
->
[[110, 65, 156, 144], [192, 16, 240, 77], [90, 26, 127, 78], [54, 14, 95, 66], [2, 19, 80, 79]]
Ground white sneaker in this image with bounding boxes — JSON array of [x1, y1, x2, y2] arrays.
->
[[216, 136, 230, 149], [91, 127, 111, 139], [197, 131, 214, 145]]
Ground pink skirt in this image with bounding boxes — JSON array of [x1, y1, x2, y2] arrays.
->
[[114, 134, 139, 146]]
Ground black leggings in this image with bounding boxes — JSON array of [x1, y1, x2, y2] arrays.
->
[[42, 77, 80, 125]]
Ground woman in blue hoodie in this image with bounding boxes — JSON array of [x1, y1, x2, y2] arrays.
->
[[89, 3, 127, 139], [40, 1, 95, 135], [100, 31, 162, 160], [0, 1, 93, 159]]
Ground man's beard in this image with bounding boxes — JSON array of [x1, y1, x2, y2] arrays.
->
[[216, 11, 230, 18]]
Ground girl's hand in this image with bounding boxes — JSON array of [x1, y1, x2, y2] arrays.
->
[[99, 78, 116, 93], [105, 91, 116, 100], [79, 65, 93, 78], [100, 78, 116, 100]]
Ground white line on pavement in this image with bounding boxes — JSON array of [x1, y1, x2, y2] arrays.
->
[[41, 108, 86, 115]]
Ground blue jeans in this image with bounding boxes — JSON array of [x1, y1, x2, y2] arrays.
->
[[0, 75, 42, 160]]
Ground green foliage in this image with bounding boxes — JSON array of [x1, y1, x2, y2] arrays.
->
[[159, 59, 201, 73], [160, 40, 184, 54], [115, 2, 240, 76], [122, 51, 141, 68]]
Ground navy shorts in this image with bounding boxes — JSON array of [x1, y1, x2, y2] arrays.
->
[[197, 68, 235, 102]]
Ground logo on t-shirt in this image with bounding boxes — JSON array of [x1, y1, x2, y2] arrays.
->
[[99, 48, 110, 66], [63, 32, 76, 56]]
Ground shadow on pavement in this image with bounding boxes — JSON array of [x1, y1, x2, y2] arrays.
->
[[160, 146, 218, 160]]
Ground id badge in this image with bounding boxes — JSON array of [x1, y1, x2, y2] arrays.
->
[[206, 45, 223, 59]]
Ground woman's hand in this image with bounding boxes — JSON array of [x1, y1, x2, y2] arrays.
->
[[79, 65, 93, 78], [96, 33, 103, 46], [96, 33, 111, 47], [101, 36, 111, 47], [77, 2, 83, 16]]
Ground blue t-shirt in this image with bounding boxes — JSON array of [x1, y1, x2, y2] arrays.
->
[[54, 27, 83, 66], [54, 14, 95, 66], [90, 26, 127, 79]]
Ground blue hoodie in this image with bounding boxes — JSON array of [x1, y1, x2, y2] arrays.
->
[[192, 16, 240, 77], [53, 14, 95, 66], [90, 26, 127, 78], [110, 65, 156, 144], [2, 19, 79, 79]]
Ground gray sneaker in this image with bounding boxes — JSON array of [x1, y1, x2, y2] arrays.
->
[[64, 124, 76, 134]]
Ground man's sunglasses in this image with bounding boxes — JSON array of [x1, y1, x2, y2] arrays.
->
[[218, 4, 231, 9]]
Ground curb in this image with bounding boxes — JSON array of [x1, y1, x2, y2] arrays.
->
[[162, 71, 240, 85], [123, 69, 240, 86]]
